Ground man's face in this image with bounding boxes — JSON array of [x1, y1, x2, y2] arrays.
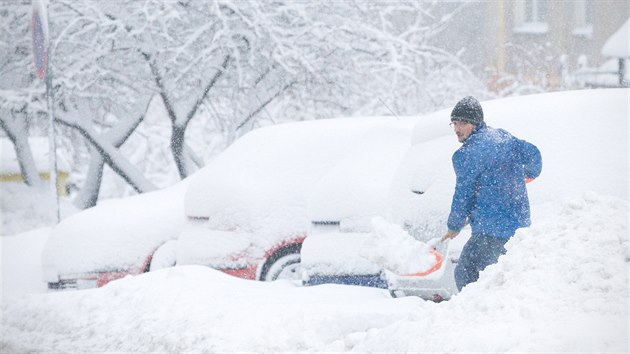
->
[[451, 120, 475, 143]]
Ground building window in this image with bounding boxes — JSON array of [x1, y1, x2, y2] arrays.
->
[[573, 0, 593, 38], [526, 0, 547, 22], [514, 0, 549, 34]]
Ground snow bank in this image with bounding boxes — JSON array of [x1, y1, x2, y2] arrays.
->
[[1, 265, 420, 353], [352, 192, 628, 353], [2, 193, 626, 353]]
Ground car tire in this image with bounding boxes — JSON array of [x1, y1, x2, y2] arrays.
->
[[259, 244, 302, 281], [149, 240, 177, 272]]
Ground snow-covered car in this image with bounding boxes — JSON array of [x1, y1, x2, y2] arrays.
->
[[302, 88, 628, 300], [42, 180, 191, 289], [172, 117, 396, 281], [300, 117, 420, 289], [299, 112, 457, 298], [42, 116, 393, 289]]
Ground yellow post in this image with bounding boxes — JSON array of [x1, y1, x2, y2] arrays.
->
[[0, 171, 68, 196]]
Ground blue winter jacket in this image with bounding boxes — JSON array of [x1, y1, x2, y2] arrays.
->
[[447, 122, 542, 238]]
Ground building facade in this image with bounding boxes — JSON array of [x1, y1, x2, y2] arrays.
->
[[435, 0, 629, 93]]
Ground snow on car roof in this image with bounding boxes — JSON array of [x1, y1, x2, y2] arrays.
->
[[307, 118, 417, 229], [184, 116, 394, 236]]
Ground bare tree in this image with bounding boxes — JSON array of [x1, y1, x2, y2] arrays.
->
[[0, 106, 44, 188], [1, 0, 487, 208], [0, 3, 43, 188]]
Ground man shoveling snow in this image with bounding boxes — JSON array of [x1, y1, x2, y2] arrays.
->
[[362, 97, 541, 297], [442, 96, 542, 291]]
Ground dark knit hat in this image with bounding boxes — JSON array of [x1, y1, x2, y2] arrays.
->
[[450, 96, 483, 126]]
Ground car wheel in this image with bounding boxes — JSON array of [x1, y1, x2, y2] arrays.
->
[[149, 240, 177, 272], [259, 244, 302, 281]]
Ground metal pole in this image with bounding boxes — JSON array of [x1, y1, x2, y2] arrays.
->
[[45, 2, 60, 223], [619, 58, 625, 87], [497, 0, 506, 73]]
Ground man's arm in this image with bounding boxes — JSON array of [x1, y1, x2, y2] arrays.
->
[[446, 150, 480, 237], [519, 139, 542, 179], [442, 229, 459, 241]]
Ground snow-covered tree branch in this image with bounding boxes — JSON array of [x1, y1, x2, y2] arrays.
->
[[1, 0, 486, 207]]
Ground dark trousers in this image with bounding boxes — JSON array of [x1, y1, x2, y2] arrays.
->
[[454, 234, 508, 291]]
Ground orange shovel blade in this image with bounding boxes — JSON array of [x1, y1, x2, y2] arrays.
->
[[402, 248, 443, 277]]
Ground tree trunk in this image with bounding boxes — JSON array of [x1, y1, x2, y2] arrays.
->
[[0, 112, 44, 188], [145, 53, 230, 180], [55, 117, 157, 194], [73, 151, 105, 209], [73, 108, 147, 209], [171, 124, 187, 179]]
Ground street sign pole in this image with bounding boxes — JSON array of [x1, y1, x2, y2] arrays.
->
[[46, 39, 59, 223], [32, 0, 60, 223]]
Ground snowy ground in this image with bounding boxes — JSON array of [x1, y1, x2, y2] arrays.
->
[[1, 90, 629, 352], [1, 191, 628, 352]]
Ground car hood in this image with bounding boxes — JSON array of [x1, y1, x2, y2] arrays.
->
[[42, 179, 191, 281]]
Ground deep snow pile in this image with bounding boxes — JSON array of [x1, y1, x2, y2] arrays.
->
[[353, 192, 629, 353], [1, 193, 627, 352], [1, 266, 420, 353]]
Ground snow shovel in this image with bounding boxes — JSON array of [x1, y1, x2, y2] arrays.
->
[[399, 237, 444, 277], [386, 236, 455, 301], [361, 218, 445, 278]]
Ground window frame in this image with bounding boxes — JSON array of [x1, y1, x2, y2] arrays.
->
[[513, 0, 549, 35]]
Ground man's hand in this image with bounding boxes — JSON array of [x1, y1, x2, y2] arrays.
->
[[442, 230, 459, 242]]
